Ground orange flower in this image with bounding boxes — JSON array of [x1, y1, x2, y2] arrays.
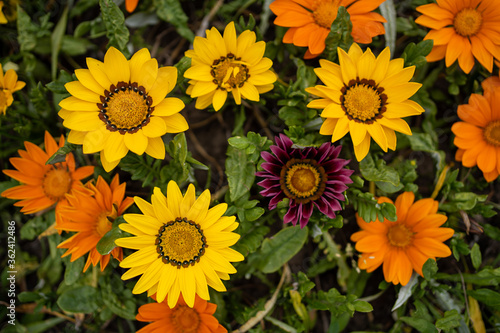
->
[[2, 131, 94, 220], [126, 0, 139, 12], [136, 295, 227, 333], [57, 175, 134, 272], [269, 0, 386, 58], [452, 85, 500, 182], [415, 0, 500, 74], [351, 192, 454, 286]]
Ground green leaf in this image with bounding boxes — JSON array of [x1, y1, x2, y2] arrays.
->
[[154, 0, 195, 42], [402, 40, 434, 67], [63, 256, 85, 285], [57, 285, 98, 313], [399, 317, 438, 333], [323, 6, 353, 61], [226, 145, 255, 202], [468, 289, 500, 310], [359, 155, 400, 187], [96, 216, 126, 255], [353, 300, 373, 313], [51, 6, 69, 79], [422, 258, 438, 280], [435, 309, 462, 330], [259, 226, 308, 273], [407, 132, 436, 152], [471, 243, 482, 270], [17, 7, 37, 52], [99, 0, 130, 55], [46, 141, 78, 165]]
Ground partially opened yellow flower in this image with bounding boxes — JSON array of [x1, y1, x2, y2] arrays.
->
[[58, 47, 188, 171], [306, 43, 424, 161], [116, 181, 244, 308], [184, 21, 276, 111], [351, 192, 454, 286], [415, 0, 500, 74], [0, 63, 25, 114]]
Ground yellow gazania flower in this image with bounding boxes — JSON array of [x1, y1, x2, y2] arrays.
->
[[306, 43, 424, 161], [58, 47, 188, 172], [116, 181, 244, 308], [415, 0, 500, 74], [184, 21, 276, 111], [0, 63, 25, 114], [57, 175, 134, 272], [351, 192, 454, 286]]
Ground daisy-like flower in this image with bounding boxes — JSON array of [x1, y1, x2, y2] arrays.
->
[[0, 63, 26, 114], [269, 0, 386, 58], [125, 0, 139, 12], [57, 175, 134, 272], [115, 181, 244, 308], [452, 85, 500, 182], [256, 134, 353, 228], [351, 192, 454, 286], [306, 43, 424, 161], [136, 295, 227, 333], [2, 131, 94, 221], [415, 0, 500, 74], [58, 47, 188, 171], [184, 21, 276, 111]]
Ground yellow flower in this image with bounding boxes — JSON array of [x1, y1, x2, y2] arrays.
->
[[58, 47, 188, 172], [116, 181, 244, 308], [306, 43, 424, 161], [184, 21, 276, 111], [0, 1, 7, 24], [0, 63, 25, 114]]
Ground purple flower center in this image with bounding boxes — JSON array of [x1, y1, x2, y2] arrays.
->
[[280, 158, 327, 204]]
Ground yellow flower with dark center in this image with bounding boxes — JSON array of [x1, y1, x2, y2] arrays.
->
[[116, 181, 244, 308], [184, 22, 276, 111], [58, 47, 188, 171], [306, 43, 424, 161], [0, 63, 25, 114], [415, 0, 500, 73]]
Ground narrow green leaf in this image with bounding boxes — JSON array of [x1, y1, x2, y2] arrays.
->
[[46, 141, 78, 165], [471, 243, 482, 270], [468, 289, 500, 310], [399, 317, 438, 333], [259, 226, 308, 273], [96, 216, 126, 255], [51, 6, 69, 80]]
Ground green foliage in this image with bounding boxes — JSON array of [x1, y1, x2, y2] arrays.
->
[[323, 6, 353, 61], [99, 0, 130, 55], [348, 188, 397, 223]]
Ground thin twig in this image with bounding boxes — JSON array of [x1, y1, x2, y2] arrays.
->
[[195, 0, 224, 40]]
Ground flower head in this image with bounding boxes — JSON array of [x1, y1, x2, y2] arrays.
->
[[57, 175, 134, 272], [136, 295, 227, 333], [184, 22, 276, 111], [452, 85, 500, 182], [2, 131, 94, 220], [116, 181, 244, 308], [256, 134, 353, 228], [270, 0, 386, 58], [0, 63, 25, 114], [58, 47, 188, 171], [351, 192, 454, 286], [306, 43, 424, 161], [415, 0, 500, 74]]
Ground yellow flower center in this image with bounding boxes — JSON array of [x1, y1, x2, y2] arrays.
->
[[340, 79, 387, 123], [387, 224, 414, 248], [211, 53, 250, 91], [312, 0, 342, 29], [171, 305, 200, 332], [156, 218, 207, 268], [42, 167, 72, 201], [280, 159, 327, 204], [95, 204, 118, 237], [98, 81, 154, 135], [484, 120, 500, 146], [453, 8, 482, 37]]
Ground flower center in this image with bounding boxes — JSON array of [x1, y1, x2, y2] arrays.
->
[[453, 8, 482, 37], [42, 167, 72, 201], [211, 53, 250, 91], [95, 204, 118, 237], [171, 305, 200, 332], [484, 120, 500, 146], [387, 224, 413, 248], [155, 217, 207, 269], [97, 81, 154, 135], [312, 0, 342, 29], [340, 79, 387, 123], [280, 159, 327, 204]]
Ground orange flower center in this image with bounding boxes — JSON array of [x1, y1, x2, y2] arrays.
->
[[97, 81, 154, 135], [42, 167, 72, 201], [340, 79, 387, 123], [312, 0, 342, 29], [211, 53, 250, 91], [171, 305, 201, 332], [484, 120, 500, 146], [156, 218, 207, 268], [387, 224, 413, 248], [280, 159, 327, 204], [453, 8, 482, 37], [95, 204, 118, 237]]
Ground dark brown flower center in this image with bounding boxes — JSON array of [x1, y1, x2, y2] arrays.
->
[[280, 159, 327, 204], [340, 78, 387, 124], [211, 53, 250, 91]]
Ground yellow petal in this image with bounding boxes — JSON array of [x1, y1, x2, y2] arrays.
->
[[349, 121, 367, 146], [129, 48, 152, 84], [149, 66, 178, 106], [82, 126, 108, 153], [223, 21, 238, 55], [137, 58, 159, 92], [104, 47, 130, 84], [186, 189, 210, 222], [124, 130, 148, 154], [59, 96, 99, 112], [153, 97, 185, 117], [103, 131, 128, 162], [164, 113, 189, 133], [354, 134, 371, 161], [144, 136, 166, 159], [75, 68, 106, 94], [240, 83, 260, 101], [142, 116, 167, 138], [166, 180, 183, 217], [87, 58, 113, 89], [63, 111, 102, 131], [212, 89, 228, 111]]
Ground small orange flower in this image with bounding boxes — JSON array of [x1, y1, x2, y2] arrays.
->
[[351, 192, 454, 286], [136, 295, 227, 333], [2, 131, 94, 221], [125, 0, 139, 12], [57, 175, 134, 272]]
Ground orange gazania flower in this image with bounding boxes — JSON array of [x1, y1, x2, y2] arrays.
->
[[269, 0, 386, 58], [1, 131, 94, 220], [452, 84, 500, 182], [351, 192, 454, 286], [415, 0, 500, 74], [57, 175, 134, 272], [136, 295, 227, 333], [125, 0, 139, 12]]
